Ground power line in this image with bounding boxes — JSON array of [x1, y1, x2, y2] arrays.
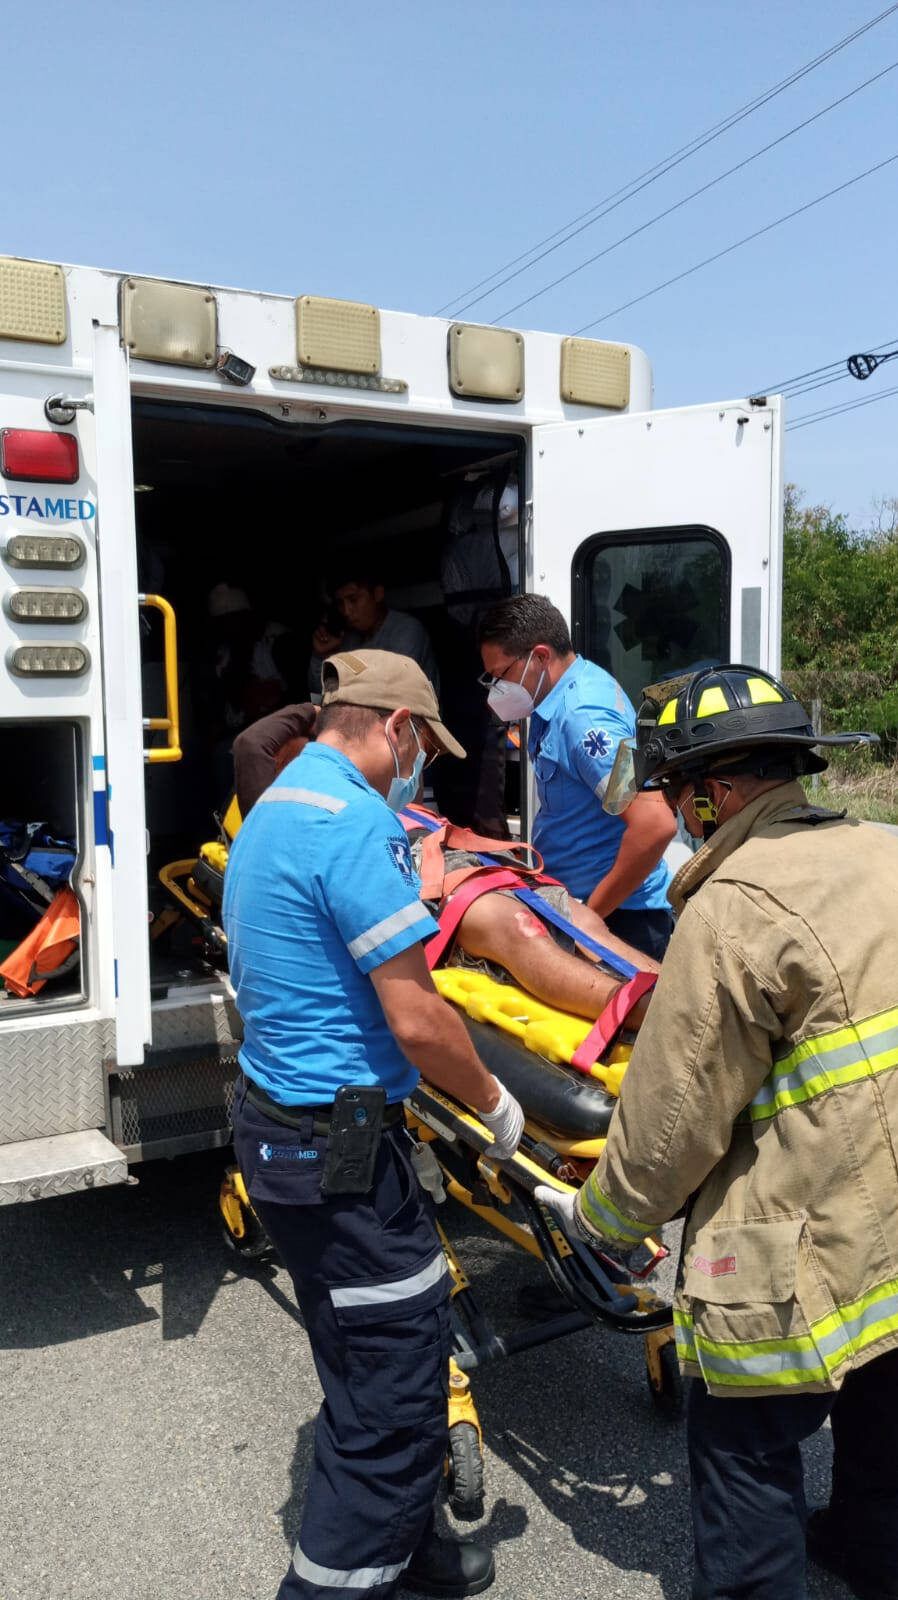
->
[[787, 361, 896, 400], [433, 0, 898, 317], [490, 60, 897, 324], [786, 382, 898, 429], [574, 151, 898, 333], [755, 337, 898, 395], [754, 338, 898, 402], [787, 370, 868, 399]]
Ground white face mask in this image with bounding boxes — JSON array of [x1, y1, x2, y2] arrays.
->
[[486, 650, 545, 723]]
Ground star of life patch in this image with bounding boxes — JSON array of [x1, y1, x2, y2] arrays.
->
[[582, 727, 613, 760], [386, 836, 415, 882]]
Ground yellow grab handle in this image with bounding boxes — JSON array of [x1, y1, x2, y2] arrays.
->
[[139, 593, 182, 764]]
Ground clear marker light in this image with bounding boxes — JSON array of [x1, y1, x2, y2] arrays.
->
[[8, 643, 90, 676], [6, 588, 87, 622], [4, 533, 85, 569]]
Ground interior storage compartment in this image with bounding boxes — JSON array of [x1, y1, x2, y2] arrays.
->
[[0, 720, 85, 1010], [132, 402, 524, 987]]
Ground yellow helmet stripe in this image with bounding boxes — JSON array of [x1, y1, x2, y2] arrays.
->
[[696, 686, 729, 717], [657, 698, 678, 726], [747, 676, 784, 706]]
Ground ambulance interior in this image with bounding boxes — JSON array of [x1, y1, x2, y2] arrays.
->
[[0, 722, 84, 1008], [0, 398, 730, 1010], [131, 399, 527, 992]]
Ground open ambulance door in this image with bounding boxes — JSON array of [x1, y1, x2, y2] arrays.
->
[[90, 323, 151, 1065], [530, 397, 783, 707]]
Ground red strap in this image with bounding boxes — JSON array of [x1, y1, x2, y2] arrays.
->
[[570, 970, 657, 1074], [424, 869, 526, 970], [400, 803, 547, 903]]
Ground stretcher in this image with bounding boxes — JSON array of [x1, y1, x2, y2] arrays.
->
[[404, 969, 678, 1511], [159, 808, 680, 1518]]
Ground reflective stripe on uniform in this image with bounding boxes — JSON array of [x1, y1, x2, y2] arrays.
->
[[746, 1005, 898, 1122], [346, 900, 433, 962], [257, 787, 347, 814], [675, 1270, 898, 1389], [578, 1178, 652, 1245], [292, 1546, 412, 1590], [330, 1250, 448, 1310]]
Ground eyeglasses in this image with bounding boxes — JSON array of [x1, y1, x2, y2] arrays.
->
[[477, 656, 523, 690], [411, 719, 440, 769], [658, 773, 692, 802]]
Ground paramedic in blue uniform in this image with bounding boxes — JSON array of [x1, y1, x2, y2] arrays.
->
[[223, 649, 524, 1600], [478, 594, 676, 961]]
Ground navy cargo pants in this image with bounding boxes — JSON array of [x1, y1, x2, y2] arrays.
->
[[233, 1079, 452, 1600], [688, 1345, 898, 1598]]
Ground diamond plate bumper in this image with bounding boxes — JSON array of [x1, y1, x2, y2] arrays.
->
[[0, 1129, 128, 1205]]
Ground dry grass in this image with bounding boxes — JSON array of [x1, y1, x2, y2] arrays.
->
[[805, 760, 898, 825]]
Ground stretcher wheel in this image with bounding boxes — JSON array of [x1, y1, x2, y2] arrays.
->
[[446, 1422, 484, 1519], [219, 1166, 274, 1266], [645, 1330, 682, 1414]]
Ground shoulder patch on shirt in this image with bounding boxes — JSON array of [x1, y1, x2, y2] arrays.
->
[[582, 727, 613, 760], [386, 836, 415, 883]]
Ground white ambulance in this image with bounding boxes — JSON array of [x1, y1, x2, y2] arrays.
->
[[0, 256, 782, 1205]]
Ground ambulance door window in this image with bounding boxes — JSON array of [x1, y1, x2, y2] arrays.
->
[[573, 527, 730, 706]]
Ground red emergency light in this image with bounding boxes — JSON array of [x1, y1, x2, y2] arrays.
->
[[0, 429, 79, 484]]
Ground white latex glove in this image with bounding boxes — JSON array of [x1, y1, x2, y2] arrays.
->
[[480, 1081, 525, 1160], [534, 1184, 663, 1277], [534, 1184, 588, 1241]]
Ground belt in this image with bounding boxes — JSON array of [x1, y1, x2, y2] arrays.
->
[[243, 1076, 405, 1135]]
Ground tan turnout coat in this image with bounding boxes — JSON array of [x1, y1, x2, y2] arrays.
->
[[576, 782, 898, 1397]]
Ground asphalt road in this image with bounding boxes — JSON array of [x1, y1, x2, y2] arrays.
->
[[1, 1152, 850, 1600]]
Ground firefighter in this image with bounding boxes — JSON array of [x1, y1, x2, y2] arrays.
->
[[223, 650, 524, 1600], [538, 664, 898, 1600]]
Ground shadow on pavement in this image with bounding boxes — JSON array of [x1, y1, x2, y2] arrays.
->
[[0, 1149, 242, 1348]]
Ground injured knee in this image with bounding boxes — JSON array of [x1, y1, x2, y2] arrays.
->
[[456, 891, 528, 960]]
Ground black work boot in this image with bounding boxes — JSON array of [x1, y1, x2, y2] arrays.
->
[[806, 1509, 898, 1600], [400, 1530, 495, 1597]]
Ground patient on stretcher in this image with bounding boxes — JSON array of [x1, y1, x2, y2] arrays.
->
[[232, 704, 658, 1023]]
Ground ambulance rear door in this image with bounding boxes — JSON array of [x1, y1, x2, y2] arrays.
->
[[86, 322, 151, 1063], [530, 397, 783, 707]]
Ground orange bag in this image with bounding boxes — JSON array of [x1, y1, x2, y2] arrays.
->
[[0, 888, 80, 997]]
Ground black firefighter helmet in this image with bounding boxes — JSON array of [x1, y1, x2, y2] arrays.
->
[[603, 664, 878, 814]]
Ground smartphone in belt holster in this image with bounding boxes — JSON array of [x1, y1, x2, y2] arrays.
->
[[320, 1085, 386, 1196]]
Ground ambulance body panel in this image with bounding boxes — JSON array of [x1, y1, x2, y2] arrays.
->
[[0, 257, 782, 1204]]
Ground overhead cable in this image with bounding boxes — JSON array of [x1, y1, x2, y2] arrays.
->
[[755, 336, 898, 395], [574, 152, 898, 333], [848, 346, 898, 378], [786, 382, 898, 429], [433, 0, 898, 317], [491, 60, 897, 323]]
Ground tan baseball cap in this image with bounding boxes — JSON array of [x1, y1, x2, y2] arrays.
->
[[321, 650, 466, 760]]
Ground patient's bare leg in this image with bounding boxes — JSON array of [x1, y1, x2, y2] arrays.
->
[[566, 898, 661, 976], [455, 893, 654, 1021]]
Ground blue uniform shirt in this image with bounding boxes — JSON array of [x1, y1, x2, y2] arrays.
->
[[222, 742, 439, 1105], [528, 656, 670, 911]]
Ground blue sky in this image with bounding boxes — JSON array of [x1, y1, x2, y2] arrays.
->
[[4, 1, 897, 523]]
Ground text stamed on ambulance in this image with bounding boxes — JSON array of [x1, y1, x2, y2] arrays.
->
[[0, 495, 96, 520]]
